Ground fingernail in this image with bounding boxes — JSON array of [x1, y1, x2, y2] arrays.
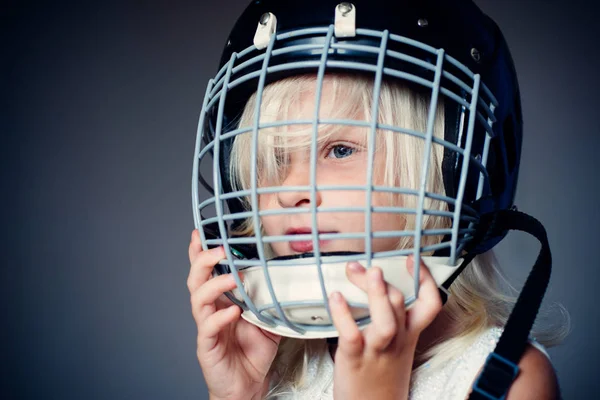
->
[[210, 246, 224, 255], [348, 262, 365, 272], [330, 291, 343, 303], [368, 267, 383, 286], [227, 304, 239, 314]]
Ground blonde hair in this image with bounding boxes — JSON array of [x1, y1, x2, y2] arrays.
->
[[227, 73, 569, 398]]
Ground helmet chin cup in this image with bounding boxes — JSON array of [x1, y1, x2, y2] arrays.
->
[[231, 254, 460, 338]]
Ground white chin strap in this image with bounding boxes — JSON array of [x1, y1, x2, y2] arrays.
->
[[231, 255, 460, 338]]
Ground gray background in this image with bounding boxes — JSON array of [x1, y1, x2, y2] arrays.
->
[[3, 0, 598, 398]]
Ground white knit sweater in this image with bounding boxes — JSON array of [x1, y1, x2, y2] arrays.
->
[[273, 327, 550, 400]]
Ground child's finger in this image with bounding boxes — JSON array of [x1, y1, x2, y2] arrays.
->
[[387, 284, 406, 335], [364, 267, 398, 351], [346, 262, 398, 296], [345, 261, 368, 290], [189, 229, 202, 264], [197, 304, 241, 352], [346, 262, 408, 346], [329, 291, 364, 358], [191, 274, 238, 322], [406, 256, 443, 332], [186, 246, 225, 294]]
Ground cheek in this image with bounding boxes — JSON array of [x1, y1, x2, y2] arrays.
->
[[324, 191, 366, 221], [371, 211, 405, 231], [371, 192, 405, 230], [257, 194, 277, 234], [258, 192, 278, 210]]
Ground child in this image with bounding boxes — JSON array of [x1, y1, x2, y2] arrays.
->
[[189, 1, 567, 399]]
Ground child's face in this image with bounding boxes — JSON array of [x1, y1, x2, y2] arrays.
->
[[257, 83, 404, 257]]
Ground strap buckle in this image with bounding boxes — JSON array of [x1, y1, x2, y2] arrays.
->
[[472, 352, 520, 400]]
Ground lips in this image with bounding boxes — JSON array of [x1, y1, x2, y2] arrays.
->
[[285, 227, 337, 253]]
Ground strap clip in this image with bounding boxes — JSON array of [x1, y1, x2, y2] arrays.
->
[[472, 352, 520, 400]]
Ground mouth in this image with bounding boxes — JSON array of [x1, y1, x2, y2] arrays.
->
[[285, 227, 338, 253]]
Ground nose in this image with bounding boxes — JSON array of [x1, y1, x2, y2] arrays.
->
[[276, 163, 322, 208]]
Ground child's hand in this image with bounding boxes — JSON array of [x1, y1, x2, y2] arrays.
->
[[187, 230, 281, 400], [329, 256, 442, 400]]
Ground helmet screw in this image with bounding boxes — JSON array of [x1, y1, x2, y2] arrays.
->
[[475, 154, 482, 162], [260, 12, 271, 25], [417, 18, 429, 27], [471, 48, 482, 63], [337, 2, 354, 16]]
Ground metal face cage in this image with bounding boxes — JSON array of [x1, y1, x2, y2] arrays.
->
[[191, 20, 498, 338]]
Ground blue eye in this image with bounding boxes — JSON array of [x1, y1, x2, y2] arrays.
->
[[327, 145, 355, 159]]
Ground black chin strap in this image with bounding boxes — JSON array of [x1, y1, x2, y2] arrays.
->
[[455, 209, 552, 400]]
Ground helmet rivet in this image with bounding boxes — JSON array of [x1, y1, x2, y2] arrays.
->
[[337, 2, 354, 16], [260, 12, 271, 25], [475, 154, 482, 163], [471, 48, 482, 62], [417, 18, 429, 27]]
